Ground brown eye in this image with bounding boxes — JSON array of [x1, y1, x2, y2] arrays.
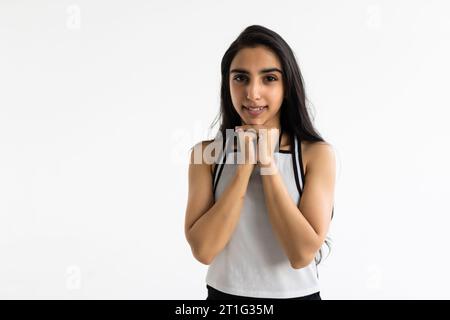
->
[[266, 76, 277, 82]]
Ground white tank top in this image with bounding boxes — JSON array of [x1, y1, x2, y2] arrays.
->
[[206, 131, 320, 298]]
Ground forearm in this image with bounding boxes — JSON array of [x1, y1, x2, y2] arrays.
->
[[261, 164, 320, 267], [188, 167, 252, 264]]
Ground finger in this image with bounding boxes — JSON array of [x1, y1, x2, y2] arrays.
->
[[246, 127, 257, 135], [237, 125, 256, 131], [236, 130, 255, 145], [244, 129, 257, 141]]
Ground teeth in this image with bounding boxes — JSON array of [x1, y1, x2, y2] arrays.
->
[[246, 106, 266, 111]]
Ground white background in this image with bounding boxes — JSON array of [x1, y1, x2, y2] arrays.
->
[[1, 0, 449, 299]]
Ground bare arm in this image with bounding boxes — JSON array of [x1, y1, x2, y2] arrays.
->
[[260, 142, 336, 269], [184, 141, 254, 265]]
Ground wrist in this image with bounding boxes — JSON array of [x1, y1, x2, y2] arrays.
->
[[236, 164, 255, 177], [259, 161, 278, 176], [258, 156, 274, 168]]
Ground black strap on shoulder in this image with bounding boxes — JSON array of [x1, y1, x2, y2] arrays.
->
[[278, 127, 283, 150], [212, 134, 229, 195], [291, 133, 303, 197], [297, 135, 306, 189]]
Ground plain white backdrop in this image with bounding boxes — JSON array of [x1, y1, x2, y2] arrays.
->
[[1, 0, 450, 299]]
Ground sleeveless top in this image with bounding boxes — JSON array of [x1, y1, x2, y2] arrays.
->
[[205, 130, 321, 298]]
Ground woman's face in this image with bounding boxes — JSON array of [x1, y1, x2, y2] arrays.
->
[[229, 45, 284, 127]]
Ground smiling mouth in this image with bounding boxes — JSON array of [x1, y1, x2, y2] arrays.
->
[[242, 105, 268, 116]]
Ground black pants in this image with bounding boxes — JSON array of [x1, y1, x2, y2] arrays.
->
[[206, 285, 321, 300]]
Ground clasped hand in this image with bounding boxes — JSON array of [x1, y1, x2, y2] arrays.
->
[[234, 125, 280, 168]]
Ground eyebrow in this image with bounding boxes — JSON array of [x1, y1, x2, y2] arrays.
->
[[229, 68, 283, 75]]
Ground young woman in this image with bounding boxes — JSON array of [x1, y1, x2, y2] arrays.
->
[[184, 25, 336, 300]]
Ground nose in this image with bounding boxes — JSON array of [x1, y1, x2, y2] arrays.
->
[[245, 80, 262, 101]]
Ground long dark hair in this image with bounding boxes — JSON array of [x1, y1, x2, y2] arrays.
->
[[210, 25, 332, 265]]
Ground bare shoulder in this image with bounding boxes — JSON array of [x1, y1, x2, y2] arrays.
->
[[302, 141, 336, 174]]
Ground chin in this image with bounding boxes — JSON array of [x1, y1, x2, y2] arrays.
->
[[242, 117, 265, 125]]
